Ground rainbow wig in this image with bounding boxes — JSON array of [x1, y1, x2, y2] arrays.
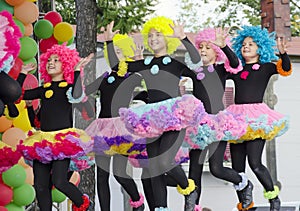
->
[[141, 16, 181, 55], [232, 25, 278, 65], [195, 28, 231, 64], [0, 10, 22, 73], [103, 33, 135, 63], [39, 44, 80, 84]]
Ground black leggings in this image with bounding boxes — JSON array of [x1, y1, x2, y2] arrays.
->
[[33, 159, 83, 211], [230, 138, 274, 191], [96, 154, 140, 211], [189, 141, 242, 204], [146, 130, 189, 207]]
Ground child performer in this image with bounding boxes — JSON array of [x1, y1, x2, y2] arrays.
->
[[226, 26, 292, 211]]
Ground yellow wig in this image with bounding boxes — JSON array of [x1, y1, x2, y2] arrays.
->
[[141, 16, 181, 55]]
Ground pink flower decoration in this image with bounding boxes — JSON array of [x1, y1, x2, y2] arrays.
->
[[240, 71, 249, 80], [252, 64, 260, 70]]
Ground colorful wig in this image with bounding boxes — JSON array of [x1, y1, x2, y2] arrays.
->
[[39, 44, 80, 84], [0, 10, 22, 73], [141, 16, 181, 55], [103, 33, 135, 63], [231, 25, 278, 65]]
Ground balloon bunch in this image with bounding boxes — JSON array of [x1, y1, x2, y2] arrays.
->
[[34, 11, 75, 53], [0, 164, 35, 211]]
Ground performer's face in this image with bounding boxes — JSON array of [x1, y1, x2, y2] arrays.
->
[[241, 37, 259, 63], [46, 54, 63, 81], [147, 28, 167, 55], [114, 45, 125, 61], [198, 42, 217, 66]]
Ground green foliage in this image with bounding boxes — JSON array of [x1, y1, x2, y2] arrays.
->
[[55, 0, 77, 24]]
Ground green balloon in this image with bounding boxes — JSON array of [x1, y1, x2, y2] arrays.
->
[[5, 203, 24, 211], [13, 18, 25, 36], [51, 188, 66, 203], [34, 19, 53, 39], [19, 37, 38, 61], [58, 36, 74, 46], [0, 132, 3, 140], [23, 57, 37, 74], [0, 0, 14, 14], [13, 184, 35, 206], [2, 164, 26, 188]]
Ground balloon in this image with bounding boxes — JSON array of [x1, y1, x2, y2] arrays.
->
[[34, 19, 53, 39], [0, 183, 13, 206], [5, 0, 25, 6], [12, 101, 32, 132], [53, 22, 74, 42], [44, 11, 62, 27], [22, 57, 37, 74], [14, 1, 38, 24], [23, 23, 33, 36], [2, 127, 26, 148], [18, 158, 29, 168], [39, 36, 58, 53], [22, 73, 39, 108], [24, 167, 33, 185], [0, 116, 12, 133], [70, 171, 80, 186], [0, 0, 14, 14], [13, 18, 25, 36], [4, 203, 23, 211], [7, 57, 23, 80], [2, 164, 26, 188], [13, 183, 35, 206], [0, 206, 8, 211], [58, 36, 74, 46], [51, 188, 66, 203], [18, 36, 38, 61]]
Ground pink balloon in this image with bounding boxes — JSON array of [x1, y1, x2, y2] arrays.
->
[[0, 183, 13, 206], [39, 36, 58, 53], [44, 11, 62, 27], [0, 206, 8, 211], [23, 74, 39, 110], [8, 57, 23, 80]]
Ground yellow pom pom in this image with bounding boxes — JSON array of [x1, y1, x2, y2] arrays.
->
[[58, 82, 68, 87], [43, 82, 51, 88], [45, 90, 54, 98]]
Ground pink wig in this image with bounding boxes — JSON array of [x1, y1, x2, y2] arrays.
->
[[0, 10, 22, 73], [195, 28, 231, 64], [39, 44, 80, 84]]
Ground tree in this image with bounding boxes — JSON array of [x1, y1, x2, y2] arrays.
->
[[74, 0, 98, 209]]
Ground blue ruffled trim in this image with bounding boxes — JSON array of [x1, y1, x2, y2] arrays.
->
[[184, 52, 202, 70], [66, 87, 86, 103], [0, 56, 13, 73]]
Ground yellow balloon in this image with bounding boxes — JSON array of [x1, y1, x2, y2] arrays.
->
[[53, 22, 74, 42], [12, 101, 32, 132]]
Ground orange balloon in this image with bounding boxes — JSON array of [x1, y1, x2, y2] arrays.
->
[[14, 1, 39, 24], [70, 171, 80, 186], [2, 127, 26, 148], [24, 23, 33, 36], [18, 157, 30, 168], [0, 116, 13, 133], [25, 167, 34, 185], [5, 0, 25, 6]]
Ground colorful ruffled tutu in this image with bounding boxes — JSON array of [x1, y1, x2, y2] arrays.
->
[[0, 141, 21, 173], [119, 94, 206, 138], [17, 128, 94, 171], [183, 111, 248, 150], [225, 103, 289, 143], [128, 147, 190, 168], [85, 117, 146, 156]]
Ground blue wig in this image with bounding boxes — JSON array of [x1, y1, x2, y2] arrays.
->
[[231, 26, 278, 65]]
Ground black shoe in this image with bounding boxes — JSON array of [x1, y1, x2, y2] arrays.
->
[[133, 204, 145, 211], [184, 188, 198, 211], [238, 181, 254, 209], [269, 197, 280, 211]]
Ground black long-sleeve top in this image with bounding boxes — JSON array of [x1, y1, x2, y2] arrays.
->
[[17, 72, 81, 131], [182, 46, 240, 114], [227, 53, 291, 104]]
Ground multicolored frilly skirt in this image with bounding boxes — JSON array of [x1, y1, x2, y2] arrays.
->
[[183, 111, 248, 150], [128, 147, 190, 168], [17, 128, 94, 171], [0, 141, 21, 174], [119, 94, 206, 138], [85, 117, 146, 156], [225, 103, 289, 144]]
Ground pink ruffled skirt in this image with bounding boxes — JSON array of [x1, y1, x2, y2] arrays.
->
[[184, 111, 248, 150], [119, 94, 206, 138], [0, 142, 21, 174], [17, 128, 94, 171], [85, 117, 146, 156], [225, 103, 289, 143]]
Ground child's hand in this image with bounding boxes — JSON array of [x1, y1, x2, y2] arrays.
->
[[170, 20, 186, 40], [100, 21, 120, 41], [210, 27, 227, 48], [277, 37, 288, 54], [21, 63, 37, 74], [75, 53, 95, 71]]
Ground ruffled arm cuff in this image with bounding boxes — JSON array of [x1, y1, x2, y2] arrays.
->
[[276, 53, 292, 76], [66, 87, 88, 103], [184, 52, 202, 70]]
